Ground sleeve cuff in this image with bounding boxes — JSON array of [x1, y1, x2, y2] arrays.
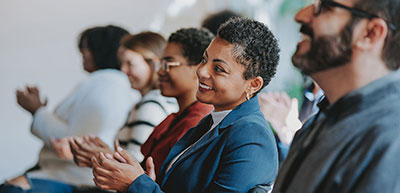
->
[[277, 141, 290, 163], [127, 174, 161, 193]]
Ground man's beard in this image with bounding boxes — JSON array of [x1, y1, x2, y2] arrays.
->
[[292, 19, 356, 75]]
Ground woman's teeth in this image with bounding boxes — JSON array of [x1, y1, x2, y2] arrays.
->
[[199, 83, 212, 90]]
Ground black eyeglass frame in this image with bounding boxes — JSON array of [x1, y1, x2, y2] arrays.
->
[[314, 0, 397, 31]]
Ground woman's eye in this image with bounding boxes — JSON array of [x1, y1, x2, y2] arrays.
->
[[214, 65, 225, 73]]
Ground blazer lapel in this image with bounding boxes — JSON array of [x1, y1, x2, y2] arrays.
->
[[172, 122, 220, 164], [158, 115, 212, 184], [176, 97, 261, 164], [160, 120, 220, 187], [160, 97, 261, 186]]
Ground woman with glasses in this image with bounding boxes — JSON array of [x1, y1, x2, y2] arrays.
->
[[116, 32, 179, 162], [67, 32, 179, 167], [69, 28, 214, 180], [139, 28, 214, 177], [91, 18, 280, 193]]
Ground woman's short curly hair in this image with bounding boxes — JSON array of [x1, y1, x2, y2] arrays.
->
[[168, 28, 214, 65], [217, 17, 280, 94]]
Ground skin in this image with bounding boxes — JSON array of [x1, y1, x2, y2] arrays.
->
[[50, 48, 114, 163], [91, 150, 155, 192], [15, 48, 97, 116], [67, 48, 157, 167], [157, 42, 199, 114], [68, 136, 116, 168], [294, 0, 353, 57], [91, 41, 202, 192], [294, 0, 391, 104], [120, 49, 153, 96], [258, 92, 302, 145], [80, 48, 98, 73], [50, 137, 74, 160], [15, 86, 46, 115], [91, 37, 264, 192], [257, 82, 321, 145], [69, 41, 202, 192], [196, 37, 263, 112], [9, 40, 99, 190]]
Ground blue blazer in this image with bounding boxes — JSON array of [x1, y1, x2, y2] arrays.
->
[[128, 96, 279, 193]]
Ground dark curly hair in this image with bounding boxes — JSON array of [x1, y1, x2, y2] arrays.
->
[[217, 17, 280, 94], [78, 25, 129, 70], [202, 10, 242, 35], [168, 28, 214, 65]]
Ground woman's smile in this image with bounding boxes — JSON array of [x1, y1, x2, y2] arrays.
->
[[198, 82, 213, 92]]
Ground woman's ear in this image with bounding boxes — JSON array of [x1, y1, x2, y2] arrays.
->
[[248, 76, 263, 97]]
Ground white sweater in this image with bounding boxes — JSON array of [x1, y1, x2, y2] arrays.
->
[[27, 69, 140, 186], [117, 89, 178, 162]]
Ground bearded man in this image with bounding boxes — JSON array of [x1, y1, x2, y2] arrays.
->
[[272, 0, 400, 192]]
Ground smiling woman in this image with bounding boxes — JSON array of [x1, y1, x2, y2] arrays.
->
[[66, 32, 179, 169], [116, 32, 179, 162], [90, 18, 280, 193], [1, 25, 139, 193], [196, 38, 259, 111]]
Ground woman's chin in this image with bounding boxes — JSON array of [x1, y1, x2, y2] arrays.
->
[[195, 93, 213, 105]]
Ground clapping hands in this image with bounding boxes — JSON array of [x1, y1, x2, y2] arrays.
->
[[91, 148, 156, 192], [68, 136, 115, 168], [50, 137, 74, 160], [259, 92, 302, 145]]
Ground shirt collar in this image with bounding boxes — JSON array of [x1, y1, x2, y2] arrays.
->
[[210, 110, 232, 130]]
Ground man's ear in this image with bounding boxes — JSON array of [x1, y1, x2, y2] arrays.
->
[[355, 18, 388, 50]]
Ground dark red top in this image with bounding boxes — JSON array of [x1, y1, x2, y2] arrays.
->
[[141, 101, 213, 177]]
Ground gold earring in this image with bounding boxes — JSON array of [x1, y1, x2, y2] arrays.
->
[[245, 92, 251, 101]]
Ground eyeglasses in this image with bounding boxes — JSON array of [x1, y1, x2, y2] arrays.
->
[[313, 0, 397, 31], [158, 59, 181, 71]]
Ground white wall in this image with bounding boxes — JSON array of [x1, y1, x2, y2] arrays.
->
[[0, 0, 301, 182], [0, 0, 198, 182]]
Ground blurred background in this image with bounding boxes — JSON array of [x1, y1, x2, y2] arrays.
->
[[0, 0, 311, 182]]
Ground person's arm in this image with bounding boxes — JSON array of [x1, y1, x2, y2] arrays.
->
[[32, 81, 135, 148], [258, 92, 302, 146], [205, 121, 279, 193]]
